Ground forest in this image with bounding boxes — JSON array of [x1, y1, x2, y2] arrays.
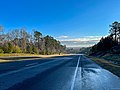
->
[[90, 21, 120, 55], [0, 26, 66, 55]]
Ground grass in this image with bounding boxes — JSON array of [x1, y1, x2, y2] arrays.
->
[[86, 55, 120, 77], [0, 53, 72, 63], [101, 54, 120, 65], [0, 53, 71, 57], [0, 53, 39, 56]]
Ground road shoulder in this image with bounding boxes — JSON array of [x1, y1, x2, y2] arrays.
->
[[86, 55, 120, 77]]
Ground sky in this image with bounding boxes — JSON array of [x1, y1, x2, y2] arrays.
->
[[0, 0, 120, 47]]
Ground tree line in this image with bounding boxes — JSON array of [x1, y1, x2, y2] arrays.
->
[[0, 26, 66, 55], [90, 21, 120, 55]]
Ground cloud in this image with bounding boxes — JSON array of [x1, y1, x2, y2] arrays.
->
[[57, 36, 102, 47], [57, 35, 70, 39], [60, 36, 101, 42]]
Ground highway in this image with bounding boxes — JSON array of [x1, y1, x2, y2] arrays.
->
[[0, 55, 120, 90]]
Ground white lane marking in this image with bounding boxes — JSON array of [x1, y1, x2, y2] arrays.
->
[[25, 63, 38, 66], [70, 55, 81, 90], [0, 59, 62, 78]]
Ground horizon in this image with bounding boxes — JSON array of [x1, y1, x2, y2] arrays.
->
[[0, 0, 120, 47]]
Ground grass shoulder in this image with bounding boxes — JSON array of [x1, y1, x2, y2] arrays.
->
[[0, 53, 71, 63]]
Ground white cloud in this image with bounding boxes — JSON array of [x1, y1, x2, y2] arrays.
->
[[60, 36, 101, 42], [56, 35, 70, 39], [57, 36, 102, 47]]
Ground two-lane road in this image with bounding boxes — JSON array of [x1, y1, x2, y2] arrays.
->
[[0, 55, 120, 90]]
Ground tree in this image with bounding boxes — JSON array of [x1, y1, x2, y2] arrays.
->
[[20, 27, 30, 53], [2, 42, 14, 53], [117, 23, 120, 44], [8, 43, 14, 53], [13, 46, 22, 53], [0, 45, 4, 53], [44, 35, 48, 54], [26, 45, 33, 54], [34, 31, 42, 52], [0, 49, 4, 53], [90, 21, 120, 55], [10, 29, 20, 46], [0, 25, 4, 43], [44, 35, 66, 55], [109, 21, 120, 44], [32, 45, 39, 54], [0, 25, 4, 34], [0, 25, 66, 55]]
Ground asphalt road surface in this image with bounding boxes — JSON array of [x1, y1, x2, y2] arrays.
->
[[0, 55, 120, 90]]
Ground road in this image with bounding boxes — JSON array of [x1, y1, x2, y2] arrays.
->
[[0, 55, 120, 90]]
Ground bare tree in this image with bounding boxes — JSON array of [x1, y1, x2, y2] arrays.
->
[[20, 27, 30, 53], [0, 25, 4, 34], [0, 25, 4, 43]]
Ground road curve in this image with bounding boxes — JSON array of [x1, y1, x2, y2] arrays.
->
[[0, 55, 119, 90]]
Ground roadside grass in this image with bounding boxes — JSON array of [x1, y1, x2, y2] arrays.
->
[[86, 55, 120, 77], [0, 53, 72, 63], [0, 53, 39, 56], [101, 54, 120, 65], [0, 53, 71, 57]]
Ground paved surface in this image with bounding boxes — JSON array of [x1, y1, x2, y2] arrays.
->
[[0, 55, 120, 90]]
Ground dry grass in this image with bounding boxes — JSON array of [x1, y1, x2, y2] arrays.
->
[[0, 53, 72, 63], [0, 53, 71, 57], [86, 56, 120, 77], [0, 53, 38, 56]]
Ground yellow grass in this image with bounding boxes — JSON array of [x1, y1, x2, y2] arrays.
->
[[0, 53, 72, 63]]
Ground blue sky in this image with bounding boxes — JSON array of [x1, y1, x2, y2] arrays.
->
[[0, 0, 120, 47]]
